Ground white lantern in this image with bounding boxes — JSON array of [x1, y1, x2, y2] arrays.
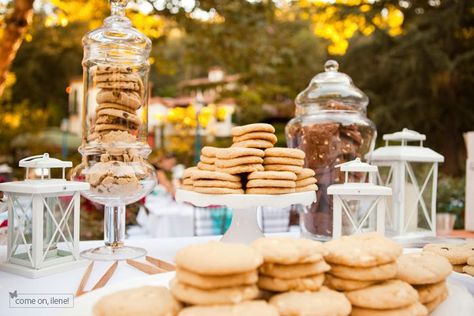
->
[[0, 154, 89, 278], [367, 129, 444, 239], [328, 158, 391, 238]]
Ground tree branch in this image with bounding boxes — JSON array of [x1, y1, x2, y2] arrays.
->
[[0, 0, 34, 97]]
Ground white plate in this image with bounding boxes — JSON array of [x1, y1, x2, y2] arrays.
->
[[62, 272, 474, 316], [449, 271, 474, 294], [175, 189, 316, 209]]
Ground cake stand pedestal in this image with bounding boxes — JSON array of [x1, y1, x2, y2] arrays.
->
[[176, 190, 316, 243]]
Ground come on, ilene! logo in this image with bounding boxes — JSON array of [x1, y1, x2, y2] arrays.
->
[[9, 290, 74, 308]]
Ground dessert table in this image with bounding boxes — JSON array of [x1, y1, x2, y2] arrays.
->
[[1, 235, 474, 316]]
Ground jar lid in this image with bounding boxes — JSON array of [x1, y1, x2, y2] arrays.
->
[[83, 0, 151, 64], [295, 60, 368, 110]]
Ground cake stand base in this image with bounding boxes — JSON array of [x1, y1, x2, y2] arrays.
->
[[80, 245, 146, 261], [221, 207, 264, 243], [80, 205, 146, 261], [176, 190, 317, 244]]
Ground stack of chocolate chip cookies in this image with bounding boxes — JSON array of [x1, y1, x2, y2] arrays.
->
[[252, 237, 329, 292], [171, 242, 265, 309], [397, 252, 452, 312], [231, 123, 277, 149], [263, 148, 305, 174], [245, 171, 297, 195], [215, 148, 264, 174], [197, 147, 220, 172], [190, 170, 243, 194], [89, 64, 144, 142], [423, 242, 474, 274]]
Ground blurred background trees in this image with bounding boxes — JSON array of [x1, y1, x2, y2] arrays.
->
[[0, 0, 472, 176]]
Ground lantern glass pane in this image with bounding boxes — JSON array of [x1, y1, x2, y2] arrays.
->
[[404, 162, 434, 233], [377, 165, 395, 232], [377, 165, 393, 186], [42, 196, 74, 263], [11, 195, 33, 265], [341, 198, 379, 236]]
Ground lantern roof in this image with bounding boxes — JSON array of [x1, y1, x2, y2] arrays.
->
[[19, 153, 72, 169], [0, 154, 89, 194], [383, 128, 426, 142], [367, 129, 444, 163], [328, 158, 391, 196], [327, 183, 392, 196], [336, 158, 377, 173]]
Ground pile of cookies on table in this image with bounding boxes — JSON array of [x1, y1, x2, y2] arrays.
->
[[92, 233, 457, 316], [182, 123, 318, 195], [423, 241, 474, 277]]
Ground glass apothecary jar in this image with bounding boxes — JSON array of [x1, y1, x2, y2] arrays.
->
[[286, 60, 377, 241], [71, 0, 156, 260]]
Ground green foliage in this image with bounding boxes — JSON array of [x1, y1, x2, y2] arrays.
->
[[437, 175, 465, 229], [10, 16, 85, 116], [341, 0, 474, 175], [232, 89, 265, 125]]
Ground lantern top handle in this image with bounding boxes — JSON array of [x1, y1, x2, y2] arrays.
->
[[19, 153, 72, 181], [336, 158, 377, 173], [383, 128, 426, 146], [335, 158, 377, 184]]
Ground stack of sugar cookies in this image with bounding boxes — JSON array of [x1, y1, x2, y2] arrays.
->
[[423, 242, 474, 274], [197, 146, 220, 172], [178, 301, 278, 316], [171, 242, 279, 314], [189, 170, 243, 194], [180, 122, 319, 194], [269, 287, 351, 316], [245, 171, 297, 194], [181, 167, 197, 190], [324, 233, 428, 315], [397, 252, 451, 313], [231, 123, 277, 149], [252, 237, 329, 292], [215, 148, 265, 174], [324, 233, 401, 292], [296, 168, 318, 192], [89, 64, 144, 142], [345, 280, 427, 316], [263, 148, 305, 174], [93, 286, 182, 316]]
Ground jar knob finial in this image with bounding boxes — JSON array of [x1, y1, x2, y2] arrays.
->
[[324, 60, 339, 72], [110, 0, 128, 16]]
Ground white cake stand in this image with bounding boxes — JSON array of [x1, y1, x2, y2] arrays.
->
[[175, 189, 316, 243]]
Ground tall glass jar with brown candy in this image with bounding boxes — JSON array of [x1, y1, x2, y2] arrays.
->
[[71, 0, 156, 260], [286, 60, 376, 240]]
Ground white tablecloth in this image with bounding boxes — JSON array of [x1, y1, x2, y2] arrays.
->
[[143, 189, 195, 237]]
